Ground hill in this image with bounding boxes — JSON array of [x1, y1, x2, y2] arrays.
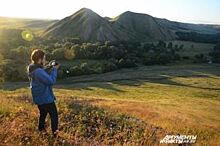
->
[[0, 16, 58, 31], [156, 18, 220, 34], [42, 8, 220, 42], [111, 11, 176, 41], [42, 8, 134, 42], [42, 8, 176, 42], [1, 8, 220, 42]]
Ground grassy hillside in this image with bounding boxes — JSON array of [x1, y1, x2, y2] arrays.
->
[[0, 64, 219, 145], [0, 17, 57, 31], [112, 11, 176, 40]]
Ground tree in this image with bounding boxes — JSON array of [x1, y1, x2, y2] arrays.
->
[[173, 44, 181, 51], [117, 58, 136, 68], [210, 42, 220, 63], [157, 40, 166, 49], [52, 48, 65, 60], [9, 46, 32, 63], [194, 53, 207, 63], [167, 42, 173, 49], [64, 48, 75, 60], [179, 44, 184, 50]]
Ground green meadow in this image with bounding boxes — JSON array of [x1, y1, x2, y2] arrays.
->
[[0, 63, 219, 145]]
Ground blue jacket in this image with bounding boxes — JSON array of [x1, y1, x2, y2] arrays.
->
[[27, 63, 57, 105]]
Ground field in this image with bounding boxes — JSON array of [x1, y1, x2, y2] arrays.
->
[[0, 63, 220, 145], [168, 40, 214, 59]]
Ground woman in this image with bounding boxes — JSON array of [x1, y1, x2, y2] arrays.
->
[[27, 49, 60, 136]]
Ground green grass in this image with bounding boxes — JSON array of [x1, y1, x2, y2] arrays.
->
[[0, 63, 220, 145], [170, 40, 215, 58]]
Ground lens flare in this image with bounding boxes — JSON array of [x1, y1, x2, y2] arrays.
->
[[21, 30, 34, 41]]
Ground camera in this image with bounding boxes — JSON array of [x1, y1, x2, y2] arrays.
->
[[44, 60, 59, 74]]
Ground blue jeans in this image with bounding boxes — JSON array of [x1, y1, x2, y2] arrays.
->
[[37, 102, 58, 134]]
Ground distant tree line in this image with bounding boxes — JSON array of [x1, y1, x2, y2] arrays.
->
[[1, 29, 219, 82], [176, 32, 220, 44], [0, 34, 184, 81]]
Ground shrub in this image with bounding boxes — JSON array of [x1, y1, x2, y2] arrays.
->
[[64, 48, 75, 60], [69, 65, 83, 76], [194, 54, 207, 63], [102, 62, 118, 73], [0, 63, 25, 82], [210, 42, 220, 63], [52, 48, 65, 60], [118, 58, 136, 68]]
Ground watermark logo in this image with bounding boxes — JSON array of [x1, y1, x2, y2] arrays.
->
[[160, 135, 197, 144]]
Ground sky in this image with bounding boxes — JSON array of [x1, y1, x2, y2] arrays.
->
[[0, 0, 219, 24]]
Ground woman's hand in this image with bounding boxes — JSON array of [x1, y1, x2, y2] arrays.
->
[[54, 64, 60, 69]]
